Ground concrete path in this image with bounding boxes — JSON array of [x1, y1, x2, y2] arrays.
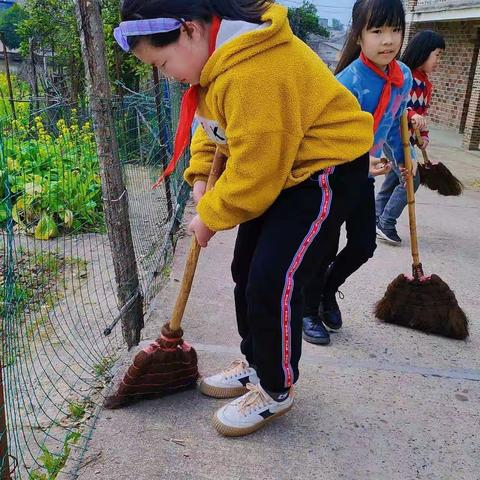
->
[[77, 126, 480, 480]]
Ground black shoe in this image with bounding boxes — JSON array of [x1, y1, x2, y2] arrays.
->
[[376, 224, 401, 244], [302, 316, 330, 345], [321, 294, 343, 332]]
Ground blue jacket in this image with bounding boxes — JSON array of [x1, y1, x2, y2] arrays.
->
[[336, 58, 414, 165]]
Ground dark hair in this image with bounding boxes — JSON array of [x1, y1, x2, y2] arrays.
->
[[401, 30, 445, 71], [120, 0, 273, 51], [335, 0, 406, 74]]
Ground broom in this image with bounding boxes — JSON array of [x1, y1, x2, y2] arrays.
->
[[375, 113, 469, 340], [415, 128, 463, 196], [104, 149, 227, 409]]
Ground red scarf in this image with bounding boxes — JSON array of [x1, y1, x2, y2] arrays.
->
[[360, 52, 404, 133], [154, 16, 221, 187]]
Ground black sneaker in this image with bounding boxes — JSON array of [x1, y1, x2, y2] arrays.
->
[[302, 316, 330, 345], [376, 224, 401, 245], [321, 294, 343, 331]]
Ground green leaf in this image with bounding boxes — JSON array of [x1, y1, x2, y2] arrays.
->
[[66, 431, 81, 443], [34, 214, 59, 240], [63, 209, 74, 228], [0, 201, 8, 223], [68, 402, 85, 419]]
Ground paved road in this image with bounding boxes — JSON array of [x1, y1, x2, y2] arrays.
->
[[78, 127, 480, 480]]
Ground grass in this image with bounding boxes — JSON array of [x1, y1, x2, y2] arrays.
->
[[93, 355, 116, 378], [28, 431, 81, 480]]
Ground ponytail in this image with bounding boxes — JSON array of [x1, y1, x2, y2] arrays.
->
[[121, 0, 273, 23], [208, 0, 273, 22]]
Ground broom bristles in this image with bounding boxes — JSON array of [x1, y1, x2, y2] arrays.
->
[[375, 274, 469, 340], [419, 162, 464, 196], [103, 323, 199, 409]]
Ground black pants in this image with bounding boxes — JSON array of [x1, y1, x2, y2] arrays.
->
[[231, 155, 368, 392], [303, 155, 377, 316]]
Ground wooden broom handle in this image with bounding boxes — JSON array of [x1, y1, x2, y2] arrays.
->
[[414, 127, 431, 165], [169, 149, 227, 331], [400, 113, 422, 272]]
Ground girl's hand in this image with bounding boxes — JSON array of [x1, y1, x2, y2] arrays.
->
[[369, 157, 392, 177], [193, 180, 207, 205], [411, 114, 427, 131], [399, 159, 418, 183], [188, 214, 215, 247], [419, 136, 429, 150]]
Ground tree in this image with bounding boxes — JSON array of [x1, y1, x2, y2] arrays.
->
[[288, 1, 330, 43], [16, 0, 141, 104], [331, 18, 344, 31], [75, 0, 144, 348], [0, 4, 29, 49], [17, 0, 84, 102]]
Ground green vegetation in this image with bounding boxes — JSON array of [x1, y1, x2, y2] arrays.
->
[[0, 4, 29, 49], [1, 112, 104, 238], [288, 1, 330, 43], [29, 431, 81, 480], [93, 355, 116, 378]]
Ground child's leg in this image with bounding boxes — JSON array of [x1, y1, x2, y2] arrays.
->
[[375, 168, 399, 220], [199, 218, 265, 400], [377, 162, 420, 231], [245, 169, 351, 392], [302, 232, 339, 316], [212, 160, 367, 436], [231, 217, 265, 364], [323, 177, 376, 296], [375, 147, 399, 219]]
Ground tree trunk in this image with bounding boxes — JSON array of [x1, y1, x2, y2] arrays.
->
[[75, 0, 143, 348], [30, 39, 39, 115], [0, 364, 11, 480], [69, 56, 80, 107]]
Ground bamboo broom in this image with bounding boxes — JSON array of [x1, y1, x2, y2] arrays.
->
[[375, 113, 468, 339], [415, 128, 463, 196]]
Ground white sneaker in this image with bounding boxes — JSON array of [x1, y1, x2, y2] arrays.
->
[[199, 359, 259, 398], [213, 383, 294, 437]]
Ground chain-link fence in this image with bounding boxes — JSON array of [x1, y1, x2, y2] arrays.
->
[[0, 74, 190, 479]]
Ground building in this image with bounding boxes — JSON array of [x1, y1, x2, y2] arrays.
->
[[309, 30, 347, 71], [319, 17, 328, 28], [403, 0, 480, 150]]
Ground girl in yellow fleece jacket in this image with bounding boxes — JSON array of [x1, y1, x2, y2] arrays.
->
[[116, 0, 373, 437]]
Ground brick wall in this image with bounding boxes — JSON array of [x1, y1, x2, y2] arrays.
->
[[462, 49, 480, 149]]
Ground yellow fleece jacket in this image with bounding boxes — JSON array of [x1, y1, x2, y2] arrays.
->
[[184, 4, 373, 231]]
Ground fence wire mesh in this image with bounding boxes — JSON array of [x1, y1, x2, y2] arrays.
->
[[0, 74, 190, 479]]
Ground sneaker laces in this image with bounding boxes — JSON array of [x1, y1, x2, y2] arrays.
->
[[337, 290, 344, 300], [221, 359, 249, 378], [237, 383, 271, 416]]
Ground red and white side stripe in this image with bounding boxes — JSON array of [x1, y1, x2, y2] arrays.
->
[[280, 167, 334, 387]]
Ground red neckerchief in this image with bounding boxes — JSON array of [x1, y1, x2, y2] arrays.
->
[[412, 68, 432, 103], [154, 16, 221, 187], [360, 52, 404, 133]]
